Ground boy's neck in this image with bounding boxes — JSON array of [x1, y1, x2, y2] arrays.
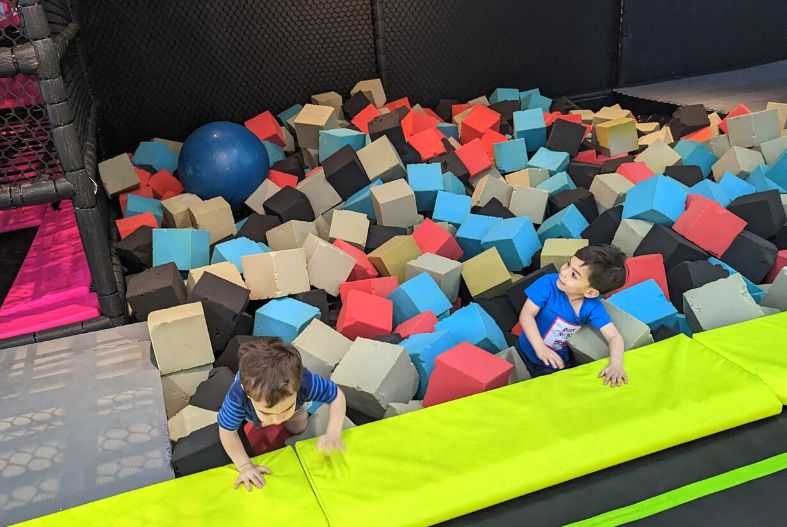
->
[[566, 291, 586, 303]]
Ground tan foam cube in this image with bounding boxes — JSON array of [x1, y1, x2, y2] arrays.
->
[[242, 249, 310, 300], [186, 261, 246, 292], [160, 364, 212, 418], [540, 238, 589, 270], [471, 174, 513, 207], [311, 91, 344, 120], [570, 109, 595, 123], [168, 405, 218, 442], [711, 146, 765, 182], [508, 186, 549, 224], [727, 109, 781, 148], [265, 220, 318, 251], [569, 299, 653, 363], [351, 78, 386, 108], [296, 167, 342, 217], [757, 136, 787, 165], [494, 347, 531, 383], [368, 235, 422, 282], [329, 209, 369, 249], [282, 126, 295, 152], [293, 104, 338, 150], [461, 247, 511, 299], [313, 214, 332, 241], [612, 219, 654, 258], [293, 318, 353, 378], [303, 234, 355, 296], [466, 95, 490, 106], [590, 173, 634, 212], [405, 252, 463, 303], [188, 197, 237, 244], [635, 122, 660, 135], [638, 127, 674, 147], [302, 147, 320, 170], [98, 153, 140, 197], [162, 193, 203, 228], [357, 135, 406, 182], [634, 139, 682, 174], [595, 117, 638, 156], [704, 134, 731, 158], [371, 178, 419, 228], [505, 168, 550, 187], [766, 101, 787, 129], [245, 179, 281, 215], [148, 302, 214, 375], [469, 167, 502, 189], [383, 400, 424, 418]]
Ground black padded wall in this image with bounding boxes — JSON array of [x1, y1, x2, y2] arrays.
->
[[618, 0, 787, 86], [73, 0, 377, 156], [374, 0, 621, 107]]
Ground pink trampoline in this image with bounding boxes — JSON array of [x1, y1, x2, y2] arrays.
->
[[0, 202, 99, 339]]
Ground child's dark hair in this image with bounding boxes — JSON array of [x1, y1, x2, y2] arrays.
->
[[238, 338, 302, 406], [574, 244, 627, 295]]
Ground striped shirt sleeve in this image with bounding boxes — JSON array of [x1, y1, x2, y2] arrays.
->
[[216, 380, 247, 431], [303, 370, 338, 404]]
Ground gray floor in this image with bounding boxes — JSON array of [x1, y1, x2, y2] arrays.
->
[[0, 323, 173, 526], [616, 59, 787, 113]]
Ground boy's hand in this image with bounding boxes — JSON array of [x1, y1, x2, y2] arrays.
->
[[317, 432, 345, 454], [535, 345, 565, 369], [598, 363, 628, 387], [234, 462, 272, 492]]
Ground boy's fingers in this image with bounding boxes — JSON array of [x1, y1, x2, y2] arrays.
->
[[234, 478, 241, 490], [244, 479, 252, 492], [258, 466, 272, 475]]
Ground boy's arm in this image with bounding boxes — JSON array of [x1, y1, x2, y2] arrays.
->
[[317, 387, 347, 453], [218, 426, 272, 491], [519, 299, 565, 369], [598, 322, 627, 387]]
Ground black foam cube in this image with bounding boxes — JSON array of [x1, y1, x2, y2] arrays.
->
[[343, 91, 373, 120], [669, 104, 710, 140], [188, 273, 250, 352], [323, 145, 369, 200], [434, 99, 460, 123], [366, 225, 408, 253], [551, 97, 582, 113], [776, 223, 787, 250], [215, 335, 259, 373], [635, 224, 709, 270], [433, 151, 470, 182], [189, 367, 236, 412], [171, 423, 234, 477], [582, 205, 623, 245], [237, 213, 281, 244], [368, 112, 406, 151], [547, 119, 587, 157], [549, 188, 598, 223], [398, 142, 423, 166], [727, 190, 786, 241], [720, 230, 778, 284], [372, 333, 404, 345], [652, 325, 679, 342], [567, 162, 601, 190], [488, 100, 520, 125], [232, 312, 253, 339], [262, 186, 315, 222], [506, 264, 558, 312], [115, 225, 153, 274], [472, 198, 515, 219], [294, 289, 330, 321], [477, 296, 518, 334], [126, 262, 187, 321], [667, 260, 729, 311], [599, 155, 635, 174], [270, 155, 305, 179], [664, 165, 704, 187]]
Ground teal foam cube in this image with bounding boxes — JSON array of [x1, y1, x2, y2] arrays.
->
[[527, 147, 570, 175], [441, 171, 466, 195], [622, 175, 688, 226], [718, 172, 756, 201], [277, 104, 303, 125], [152, 228, 210, 270], [513, 109, 545, 151], [489, 88, 520, 104], [211, 236, 265, 272], [456, 213, 502, 259], [437, 122, 459, 141], [608, 279, 678, 331], [400, 331, 459, 399], [319, 128, 366, 162], [519, 88, 552, 112], [434, 302, 507, 353], [764, 151, 787, 189], [132, 141, 177, 173], [674, 140, 718, 177], [536, 171, 576, 196], [746, 164, 786, 193], [433, 191, 472, 227], [253, 297, 320, 342], [126, 194, 164, 225], [407, 163, 444, 212], [493, 138, 528, 173], [261, 140, 285, 165], [536, 204, 588, 242], [388, 272, 452, 326], [689, 179, 730, 207], [480, 216, 541, 271]]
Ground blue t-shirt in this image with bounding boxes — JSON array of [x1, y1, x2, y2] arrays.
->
[[217, 369, 338, 431], [517, 273, 612, 366]]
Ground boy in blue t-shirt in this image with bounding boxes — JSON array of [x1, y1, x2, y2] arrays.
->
[[217, 338, 346, 491], [517, 244, 628, 386]]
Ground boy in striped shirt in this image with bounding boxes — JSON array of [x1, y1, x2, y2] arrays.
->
[[217, 338, 347, 491]]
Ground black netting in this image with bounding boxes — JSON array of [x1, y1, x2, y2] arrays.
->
[[375, 0, 620, 107], [72, 0, 378, 157]]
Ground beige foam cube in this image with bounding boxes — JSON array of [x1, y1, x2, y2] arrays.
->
[[766, 101, 787, 129], [186, 261, 246, 292], [453, 105, 475, 126], [295, 167, 342, 217], [757, 136, 787, 165], [569, 299, 653, 364], [727, 109, 781, 148], [188, 197, 237, 244], [405, 252, 463, 303], [507, 167, 549, 187], [508, 186, 549, 224], [357, 136, 406, 182], [329, 209, 369, 249], [683, 274, 763, 332], [245, 179, 281, 215], [282, 126, 295, 152], [469, 167, 502, 189], [303, 234, 355, 296], [168, 405, 218, 442], [590, 173, 634, 212], [383, 400, 424, 418], [638, 126, 674, 147], [368, 235, 422, 282], [634, 140, 682, 174], [148, 302, 214, 375], [704, 134, 731, 159], [351, 78, 386, 107], [761, 268, 787, 312], [152, 138, 184, 157], [595, 117, 638, 156], [570, 109, 595, 123], [467, 95, 490, 106], [471, 175, 513, 207], [371, 179, 419, 228], [494, 347, 531, 383], [98, 153, 140, 197], [708, 112, 722, 136], [311, 91, 344, 120], [711, 146, 765, 182], [592, 106, 631, 142], [160, 364, 212, 418], [540, 238, 588, 269], [162, 193, 203, 228], [293, 104, 338, 150], [313, 214, 332, 241], [461, 247, 511, 299], [635, 122, 660, 135], [612, 219, 654, 258], [265, 220, 318, 251], [293, 318, 353, 378], [242, 249, 310, 300]]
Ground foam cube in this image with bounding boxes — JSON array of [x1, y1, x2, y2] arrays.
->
[[505, 167, 550, 187], [411, 218, 463, 260], [595, 117, 638, 156], [394, 311, 439, 339], [688, 179, 731, 207], [244, 110, 285, 147], [683, 274, 763, 332], [117, 211, 159, 240], [399, 331, 458, 398], [344, 180, 383, 220], [747, 164, 786, 193], [728, 190, 786, 241], [125, 194, 164, 226], [480, 216, 540, 271], [115, 224, 153, 273], [711, 146, 765, 181], [461, 247, 511, 299], [456, 214, 502, 259], [527, 147, 570, 176], [406, 163, 443, 211], [365, 224, 408, 253], [436, 303, 506, 352], [99, 153, 141, 197], [508, 186, 549, 225], [336, 289, 393, 340], [244, 179, 281, 215], [161, 365, 212, 418], [540, 238, 588, 269], [634, 139, 682, 174], [168, 404, 218, 442], [357, 135, 406, 183], [333, 239, 378, 281], [210, 237, 264, 273], [761, 267, 787, 311], [293, 103, 337, 150], [367, 234, 422, 282], [589, 172, 634, 212], [607, 279, 678, 331], [126, 263, 188, 322], [581, 205, 623, 245], [622, 175, 688, 226], [291, 318, 353, 378], [568, 299, 653, 363], [303, 234, 355, 296], [460, 104, 501, 143], [242, 249, 310, 300], [388, 272, 452, 326], [188, 273, 250, 352], [536, 171, 576, 196], [405, 252, 463, 303], [188, 197, 236, 244], [370, 179, 419, 228], [727, 109, 781, 148], [295, 167, 342, 217], [536, 204, 589, 242], [493, 138, 528, 173], [186, 261, 246, 293], [189, 367, 236, 413], [546, 118, 586, 157], [383, 400, 424, 418], [513, 109, 546, 151], [423, 342, 512, 407], [616, 162, 655, 185], [132, 141, 178, 173], [263, 186, 315, 223], [671, 197, 746, 257], [667, 260, 730, 312], [328, 209, 369, 249], [152, 228, 210, 270], [673, 140, 717, 177], [148, 302, 214, 375], [766, 251, 787, 283], [609, 253, 669, 300], [758, 136, 787, 165], [264, 220, 317, 251], [455, 138, 493, 177], [339, 276, 399, 302], [634, 224, 709, 270], [162, 193, 202, 228], [612, 219, 654, 258], [470, 175, 513, 209], [351, 78, 386, 108], [318, 128, 365, 162], [253, 297, 320, 343], [720, 230, 778, 284]]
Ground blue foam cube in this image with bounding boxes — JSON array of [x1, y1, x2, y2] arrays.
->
[[437, 122, 459, 141], [400, 331, 459, 399], [519, 88, 552, 112], [718, 172, 756, 202], [622, 175, 688, 226], [480, 216, 541, 271], [674, 140, 718, 177], [253, 297, 320, 342], [277, 104, 302, 125], [536, 171, 576, 196], [746, 164, 786, 193], [433, 191, 472, 227], [319, 128, 366, 162], [513, 109, 546, 151], [707, 257, 764, 300], [764, 151, 787, 189], [407, 163, 445, 212], [527, 147, 570, 175], [607, 279, 678, 331], [261, 140, 285, 165], [676, 314, 693, 337], [235, 217, 249, 231], [132, 141, 178, 173], [152, 228, 210, 270], [689, 179, 730, 207], [125, 194, 164, 224], [456, 213, 503, 259], [489, 88, 520, 104], [388, 272, 452, 326], [441, 171, 466, 195], [493, 138, 528, 174], [343, 180, 383, 220], [536, 204, 589, 242], [211, 236, 265, 272], [434, 302, 507, 353]]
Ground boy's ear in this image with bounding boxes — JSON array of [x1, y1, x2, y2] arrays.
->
[[584, 288, 600, 299]]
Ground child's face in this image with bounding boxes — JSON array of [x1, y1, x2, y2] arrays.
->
[[556, 256, 600, 299], [250, 392, 298, 427]]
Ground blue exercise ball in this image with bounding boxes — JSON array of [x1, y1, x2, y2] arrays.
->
[[178, 121, 269, 206]]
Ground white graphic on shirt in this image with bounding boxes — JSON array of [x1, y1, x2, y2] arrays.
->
[[543, 316, 582, 351]]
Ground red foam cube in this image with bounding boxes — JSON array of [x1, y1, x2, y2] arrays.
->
[[134, 167, 152, 187], [409, 127, 446, 161], [451, 103, 475, 122], [718, 103, 751, 134], [480, 129, 509, 160], [148, 169, 184, 199], [244, 110, 285, 147], [411, 218, 463, 260], [766, 250, 787, 283], [336, 289, 393, 340], [616, 162, 655, 185], [423, 342, 513, 407], [673, 198, 747, 258], [455, 138, 493, 177], [420, 107, 445, 123], [459, 105, 501, 144], [511, 321, 522, 336], [394, 310, 439, 338], [267, 169, 299, 189], [116, 211, 158, 239], [402, 109, 439, 139], [351, 103, 381, 134], [242, 422, 291, 456], [684, 126, 714, 142], [333, 239, 379, 281], [384, 97, 411, 112], [608, 253, 670, 300], [339, 276, 399, 302]]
